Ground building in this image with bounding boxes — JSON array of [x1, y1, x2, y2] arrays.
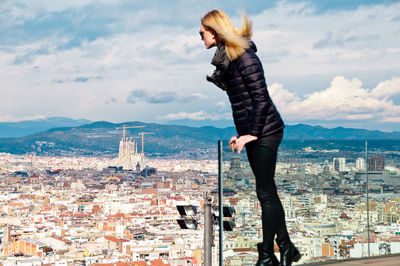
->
[[369, 156, 385, 171], [333, 158, 346, 172], [3, 238, 51, 257], [355, 171, 400, 185], [356, 158, 366, 170], [119, 136, 143, 170]]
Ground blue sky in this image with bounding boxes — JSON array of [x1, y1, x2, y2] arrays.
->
[[0, 0, 399, 131]]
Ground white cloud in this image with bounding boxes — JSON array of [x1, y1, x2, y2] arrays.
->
[[344, 114, 374, 120], [191, 93, 208, 99], [268, 83, 300, 105], [1, 0, 117, 21], [270, 76, 400, 123], [0, 114, 47, 123], [159, 111, 230, 121], [216, 101, 226, 108], [370, 77, 400, 99], [251, 2, 400, 77], [382, 117, 400, 123]]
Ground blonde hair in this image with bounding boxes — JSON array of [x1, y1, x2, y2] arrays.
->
[[201, 9, 252, 61]]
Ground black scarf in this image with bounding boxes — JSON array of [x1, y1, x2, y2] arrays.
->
[[206, 44, 230, 91]]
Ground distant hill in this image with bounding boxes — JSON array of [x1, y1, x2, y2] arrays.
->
[[0, 121, 399, 157], [0, 121, 236, 157], [0, 117, 91, 138], [284, 124, 400, 139]]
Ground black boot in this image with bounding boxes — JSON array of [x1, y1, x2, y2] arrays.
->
[[256, 243, 280, 266], [278, 242, 301, 266]]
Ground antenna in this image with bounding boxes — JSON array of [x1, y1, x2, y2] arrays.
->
[[139, 132, 155, 157]]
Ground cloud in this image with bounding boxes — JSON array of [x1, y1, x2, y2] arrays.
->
[[144, 91, 175, 104], [268, 83, 301, 106], [344, 114, 374, 120], [159, 111, 230, 121], [216, 101, 226, 111], [313, 31, 377, 49], [127, 89, 174, 104], [54, 76, 103, 84], [126, 89, 208, 104], [190, 93, 208, 100], [382, 117, 400, 123], [270, 76, 400, 123], [105, 97, 117, 104], [370, 78, 400, 98], [0, 114, 47, 123], [251, 1, 400, 77]]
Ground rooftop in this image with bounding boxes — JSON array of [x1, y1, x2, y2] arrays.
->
[[303, 254, 400, 266]]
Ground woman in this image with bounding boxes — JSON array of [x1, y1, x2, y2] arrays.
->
[[200, 10, 301, 266]]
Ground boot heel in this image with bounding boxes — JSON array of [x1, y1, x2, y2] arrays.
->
[[292, 252, 301, 262], [278, 242, 301, 266], [256, 243, 280, 266]]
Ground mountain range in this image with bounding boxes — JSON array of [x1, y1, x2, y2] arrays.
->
[[0, 117, 91, 138], [0, 118, 399, 157]]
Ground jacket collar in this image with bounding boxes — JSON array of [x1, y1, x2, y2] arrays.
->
[[211, 43, 230, 71]]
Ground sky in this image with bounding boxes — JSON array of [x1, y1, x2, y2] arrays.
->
[[0, 0, 399, 131]]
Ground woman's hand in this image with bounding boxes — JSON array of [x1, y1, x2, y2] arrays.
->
[[229, 136, 238, 153], [229, 135, 258, 153]]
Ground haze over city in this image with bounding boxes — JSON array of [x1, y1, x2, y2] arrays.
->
[[1, 0, 399, 131]]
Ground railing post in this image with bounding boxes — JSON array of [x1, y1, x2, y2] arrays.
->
[[365, 141, 370, 258], [218, 140, 223, 266], [204, 191, 213, 266]]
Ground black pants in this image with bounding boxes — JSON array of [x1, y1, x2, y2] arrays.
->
[[245, 131, 290, 252]]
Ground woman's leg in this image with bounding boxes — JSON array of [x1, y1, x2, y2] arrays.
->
[[247, 134, 301, 265], [246, 134, 290, 250]]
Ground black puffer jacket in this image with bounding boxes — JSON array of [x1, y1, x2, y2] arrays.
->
[[208, 41, 284, 137]]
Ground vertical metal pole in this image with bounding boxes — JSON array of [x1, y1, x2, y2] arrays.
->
[[218, 140, 223, 266], [365, 141, 370, 258], [204, 192, 212, 266]]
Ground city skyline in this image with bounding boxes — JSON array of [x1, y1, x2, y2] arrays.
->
[[1, 138, 399, 264], [1, 0, 399, 131]]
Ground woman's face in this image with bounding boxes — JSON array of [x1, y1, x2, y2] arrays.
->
[[200, 24, 217, 49]]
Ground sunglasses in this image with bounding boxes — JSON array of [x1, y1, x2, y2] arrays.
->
[[199, 31, 204, 39]]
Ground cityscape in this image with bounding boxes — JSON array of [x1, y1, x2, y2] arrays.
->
[[0, 136, 399, 265], [0, 150, 216, 265], [220, 141, 400, 265]]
